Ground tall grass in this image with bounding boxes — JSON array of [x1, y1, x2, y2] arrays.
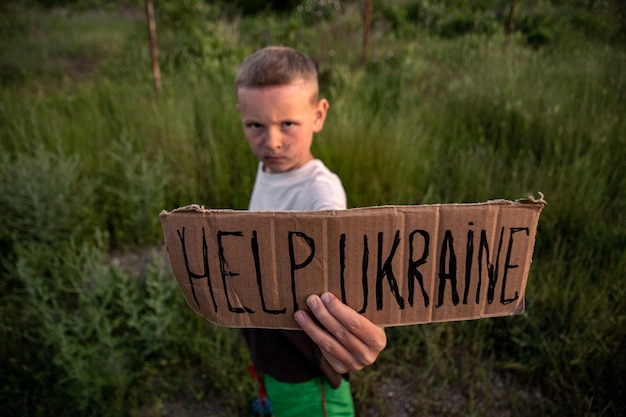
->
[[1, 2, 624, 416]]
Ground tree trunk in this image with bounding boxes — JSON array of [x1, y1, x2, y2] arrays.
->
[[145, 0, 161, 95], [361, 0, 372, 69], [507, 0, 517, 35]]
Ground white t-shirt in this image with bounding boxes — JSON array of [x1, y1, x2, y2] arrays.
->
[[249, 159, 347, 211]]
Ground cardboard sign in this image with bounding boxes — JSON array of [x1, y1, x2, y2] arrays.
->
[[160, 197, 545, 329]]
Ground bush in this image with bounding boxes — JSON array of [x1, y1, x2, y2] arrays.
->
[[0, 146, 98, 273]]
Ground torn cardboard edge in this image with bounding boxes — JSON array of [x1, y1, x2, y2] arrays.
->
[[160, 195, 546, 330]]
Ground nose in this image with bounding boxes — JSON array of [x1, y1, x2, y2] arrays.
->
[[264, 127, 282, 150]]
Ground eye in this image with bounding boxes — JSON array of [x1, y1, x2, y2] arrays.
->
[[282, 121, 296, 128], [246, 122, 263, 130]]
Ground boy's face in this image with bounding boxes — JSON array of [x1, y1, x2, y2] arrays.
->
[[237, 82, 329, 173]]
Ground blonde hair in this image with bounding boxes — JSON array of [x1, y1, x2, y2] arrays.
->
[[236, 46, 319, 99]]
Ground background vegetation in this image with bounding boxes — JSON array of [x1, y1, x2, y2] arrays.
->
[[1, 0, 624, 416]]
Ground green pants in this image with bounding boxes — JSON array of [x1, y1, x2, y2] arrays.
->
[[264, 373, 354, 417]]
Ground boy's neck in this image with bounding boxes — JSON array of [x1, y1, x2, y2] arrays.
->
[[261, 159, 315, 173]]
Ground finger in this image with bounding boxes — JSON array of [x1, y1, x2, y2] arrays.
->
[[321, 349, 351, 374], [308, 293, 370, 352], [296, 294, 385, 370], [295, 296, 359, 352], [316, 293, 387, 355], [294, 308, 356, 372]]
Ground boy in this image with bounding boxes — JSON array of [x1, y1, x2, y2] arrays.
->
[[236, 46, 387, 416]]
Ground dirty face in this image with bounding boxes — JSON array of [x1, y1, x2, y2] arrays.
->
[[237, 82, 329, 173]]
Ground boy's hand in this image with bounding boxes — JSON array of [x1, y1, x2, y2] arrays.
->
[[294, 292, 387, 374]]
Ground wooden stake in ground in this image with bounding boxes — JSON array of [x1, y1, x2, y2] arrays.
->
[[507, 0, 517, 35], [361, 0, 372, 69], [145, 0, 161, 95]]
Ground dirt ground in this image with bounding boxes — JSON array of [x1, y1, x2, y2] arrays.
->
[[138, 371, 550, 417]]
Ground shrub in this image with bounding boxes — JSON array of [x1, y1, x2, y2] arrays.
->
[[0, 145, 98, 275]]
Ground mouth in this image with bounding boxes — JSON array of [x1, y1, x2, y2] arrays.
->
[[265, 156, 284, 164], [263, 156, 289, 173]]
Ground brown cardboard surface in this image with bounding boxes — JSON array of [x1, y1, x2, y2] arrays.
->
[[160, 196, 546, 329]]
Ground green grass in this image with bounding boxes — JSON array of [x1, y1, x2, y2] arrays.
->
[[1, 1, 624, 416]]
